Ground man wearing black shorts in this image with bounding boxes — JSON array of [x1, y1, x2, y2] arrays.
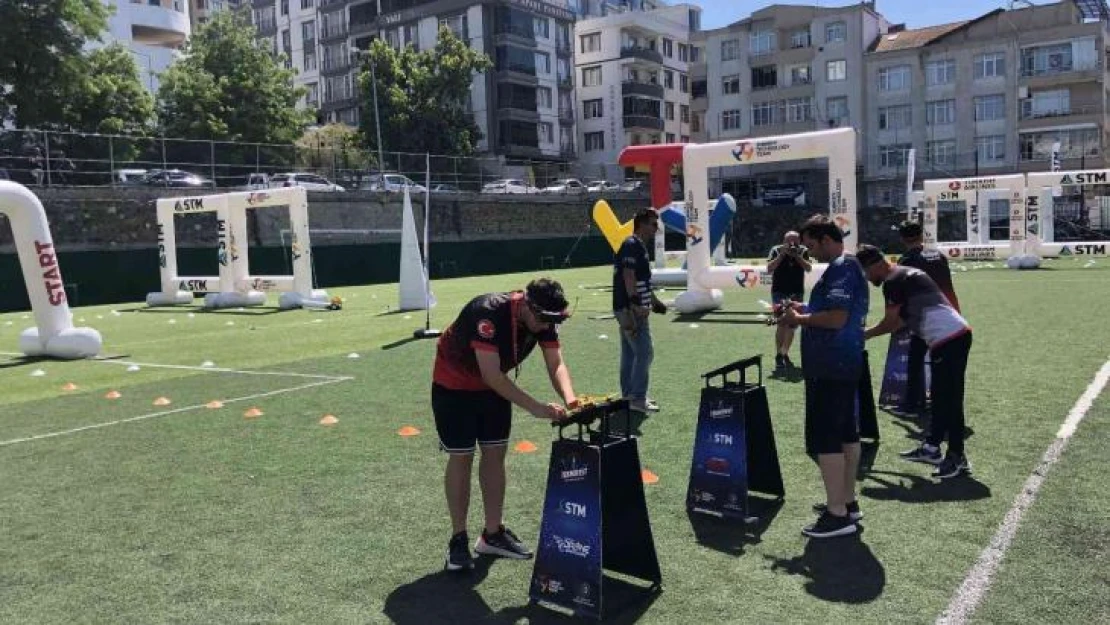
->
[[896, 221, 960, 417], [432, 278, 578, 572], [857, 245, 973, 479], [780, 215, 869, 538], [767, 230, 812, 371]]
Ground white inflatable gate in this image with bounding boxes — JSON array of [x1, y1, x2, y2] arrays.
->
[[0, 182, 101, 359], [146, 188, 327, 309], [921, 175, 1026, 261]]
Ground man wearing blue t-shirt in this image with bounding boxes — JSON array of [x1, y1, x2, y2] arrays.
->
[[780, 215, 869, 539], [612, 209, 667, 414]]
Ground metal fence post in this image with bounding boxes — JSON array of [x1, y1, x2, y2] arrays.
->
[[211, 140, 217, 186], [44, 131, 52, 187], [454, 155, 459, 189], [256, 143, 261, 172], [108, 135, 116, 186], [161, 136, 168, 172]]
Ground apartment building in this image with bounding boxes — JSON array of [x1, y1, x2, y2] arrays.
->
[[864, 0, 1110, 208], [573, 2, 702, 181], [190, 0, 242, 29], [697, 2, 888, 202], [252, 0, 576, 163], [102, 0, 193, 94]]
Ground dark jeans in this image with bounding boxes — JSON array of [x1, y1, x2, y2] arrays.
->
[[927, 332, 972, 456], [906, 334, 928, 411]]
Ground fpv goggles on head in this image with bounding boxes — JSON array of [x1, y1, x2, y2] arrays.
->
[[526, 296, 573, 324]]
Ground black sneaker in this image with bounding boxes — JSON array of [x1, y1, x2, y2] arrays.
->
[[783, 355, 796, 369], [802, 511, 858, 539], [474, 525, 533, 560], [774, 354, 786, 371], [812, 500, 863, 521], [444, 531, 474, 572], [933, 454, 971, 479], [900, 444, 942, 465]]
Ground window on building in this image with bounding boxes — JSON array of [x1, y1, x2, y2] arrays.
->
[[680, 73, 688, 93], [666, 132, 676, 143], [878, 65, 910, 91], [540, 122, 554, 144], [664, 70, 674, 89], [976, 135, 1006, 162], [750, 30, 776, 55], [826, 96, 849, 126], [721, 38, 740, 61], [878, 105, 912, 130], [582, 65, 602, 87], [1021, 43, 1075, 76], [790, 29, 810, 49], [751, 65, 777, 89], [282, 29, 291, 52], [751, 102, 776, 126], [280, 0, 288, 16], [1020, 128, 1099, 161], [303, 49, 317, 71], [825, 21, 846, 43], [680, 104, 689, 123], [974, 52, 1005, 79], [535, 51, 550, 74], [665, 101, 675, 121], [300, 0, 313, 8], [580, 32, 600, 53], [582, 98, 603, 119], [678, 43, 688, 61], [787, 97, 812, 123], [691, 113, 702, 132], [690, 46, 700, 62], [790, 65, 811, 85], [927, 139, 956, 166], [305, 82, 319, 106], [925, 59, 955, 87], [439, 14, 468, 41], [1021, 89, 1071, 119], [974, 94, 1006, 121], [533, 17, 549, 38], [538, 86, 552, 109], [662, 38, 673, 58], [584, 131, 605, 152], [880, 144, 911, 168], [926, 99, 956, 125], [302, 19, 316, 43], [722, 74, 740, 95], [722, 109, 743, 130], [826, 59, 846, 82]]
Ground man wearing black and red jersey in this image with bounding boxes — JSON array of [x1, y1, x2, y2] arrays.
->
[[896, 221, 960, 417], [432, 277, 578, 572], [857, 245, 973, 480]]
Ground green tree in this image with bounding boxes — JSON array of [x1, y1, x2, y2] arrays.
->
[[157, 10, 312, 145], [357, 28, 492, 165], [0, 0, 112, 128], [65, 44, 155, 135], [296, 123, 370, 185]]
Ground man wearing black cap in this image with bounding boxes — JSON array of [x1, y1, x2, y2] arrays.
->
[[896, 221, 960, 417], [856, 245, 973, 480], [432, 277, 578, 572]]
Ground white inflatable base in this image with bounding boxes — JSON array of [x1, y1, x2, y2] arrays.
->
[[1007, 254, 1042, 270], [673, 289, 724, 314], [19, 326, 102, 359], [203, 291, 267, 309], [653, 268, 688, 287], [278, 289, 330, 310], [146, 291, 195, 307]]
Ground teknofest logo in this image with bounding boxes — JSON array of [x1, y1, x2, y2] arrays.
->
[[834, 215, 852, 238], [731, 141, 755, 162], [735, 268, 760, 289], [686, 224, 704, 247]]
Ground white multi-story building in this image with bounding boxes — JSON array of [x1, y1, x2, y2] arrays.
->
[[190, 0, 242, 29], [101, 0, 192, 94], [573, 1, 702, 181]]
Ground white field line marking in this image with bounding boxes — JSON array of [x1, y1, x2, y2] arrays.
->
[[0, 377, 350, 447], [936, 357, 1110, 625], [0, 352, 351, 381]]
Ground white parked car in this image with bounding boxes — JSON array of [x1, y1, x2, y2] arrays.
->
[[542, 178, 587, 194], [587, 180, 619, 193], [361, 173, 426, 193], [268, 172, 345, 192], [481, 179, 538, 194]]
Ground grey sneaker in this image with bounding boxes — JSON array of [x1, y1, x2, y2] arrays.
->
[[933, 454, 971, 479], [474, 525, 533, 560], [900, 444, 943, 465]]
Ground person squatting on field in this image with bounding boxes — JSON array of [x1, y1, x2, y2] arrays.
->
[[779, 215, 869, 539], [895, 220, 961, 419], [856, 245, 973, 480], [430, 278, 578, 572], [613, 208, 668, 414], [767, 230, 813, 372]]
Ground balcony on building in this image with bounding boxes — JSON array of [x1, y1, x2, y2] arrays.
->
[[556, 36, 572, 57], [499, 119, 544, 158], [620, 44, 663, 65], [255, 16, 277, 36], [319, 0, 347, 9], [321, 55, 352, 75], [494, 5, 538, 48], [496, 84, 541, 122], [1019, 41, 1101, 85], [623, 115, 665, 131], [496, 46, 540, 85], [557, 74, 574, 90], [622, 79, 664, 99], [560, 143, 576, 159], [349, 2, 379, 36], [321, 21, 349, 42], [558, 105, 575, 124]]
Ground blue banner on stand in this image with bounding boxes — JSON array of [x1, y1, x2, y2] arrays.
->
[[530, 440, 604, 619], [879, 329, 911, 407], [686, 387, 750, 519]]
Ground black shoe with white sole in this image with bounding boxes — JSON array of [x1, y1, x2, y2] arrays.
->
[[812, 500, 863, 521], [474, 525, 533, 559], [445, 531, 474, 572], [933, 454, 972, 479], [802, 511, 858, 539]]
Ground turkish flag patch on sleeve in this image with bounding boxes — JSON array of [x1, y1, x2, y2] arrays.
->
[[477, 319, 496, 339]]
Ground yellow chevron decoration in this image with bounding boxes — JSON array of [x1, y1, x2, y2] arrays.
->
[[592, 200, 634, 252]]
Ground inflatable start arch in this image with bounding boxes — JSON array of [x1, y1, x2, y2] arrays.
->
[[0, 182, 101, 359]]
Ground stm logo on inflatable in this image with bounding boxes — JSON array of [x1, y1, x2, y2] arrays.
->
[[735, 269, 760, 289], [731, 142, 755, 162], [686, 224, 704, 246]]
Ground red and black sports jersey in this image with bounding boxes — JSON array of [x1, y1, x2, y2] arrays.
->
[[433, 291, 560, 391], [899, 246, 960, 312]]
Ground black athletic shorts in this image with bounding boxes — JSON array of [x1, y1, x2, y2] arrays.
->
[[431, 383, 512, 454], [804, 377, 860, 455]]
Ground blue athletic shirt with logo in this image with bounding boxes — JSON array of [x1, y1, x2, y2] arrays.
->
[[801, 254, 869, 381]]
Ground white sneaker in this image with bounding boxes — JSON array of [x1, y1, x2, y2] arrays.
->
[[645, 398, 661, 412]]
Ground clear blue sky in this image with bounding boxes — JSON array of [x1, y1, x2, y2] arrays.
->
[[698, 0, 1021, 30]]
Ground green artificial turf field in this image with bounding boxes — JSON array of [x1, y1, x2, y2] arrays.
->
[[0, 257, 1106, 624]]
